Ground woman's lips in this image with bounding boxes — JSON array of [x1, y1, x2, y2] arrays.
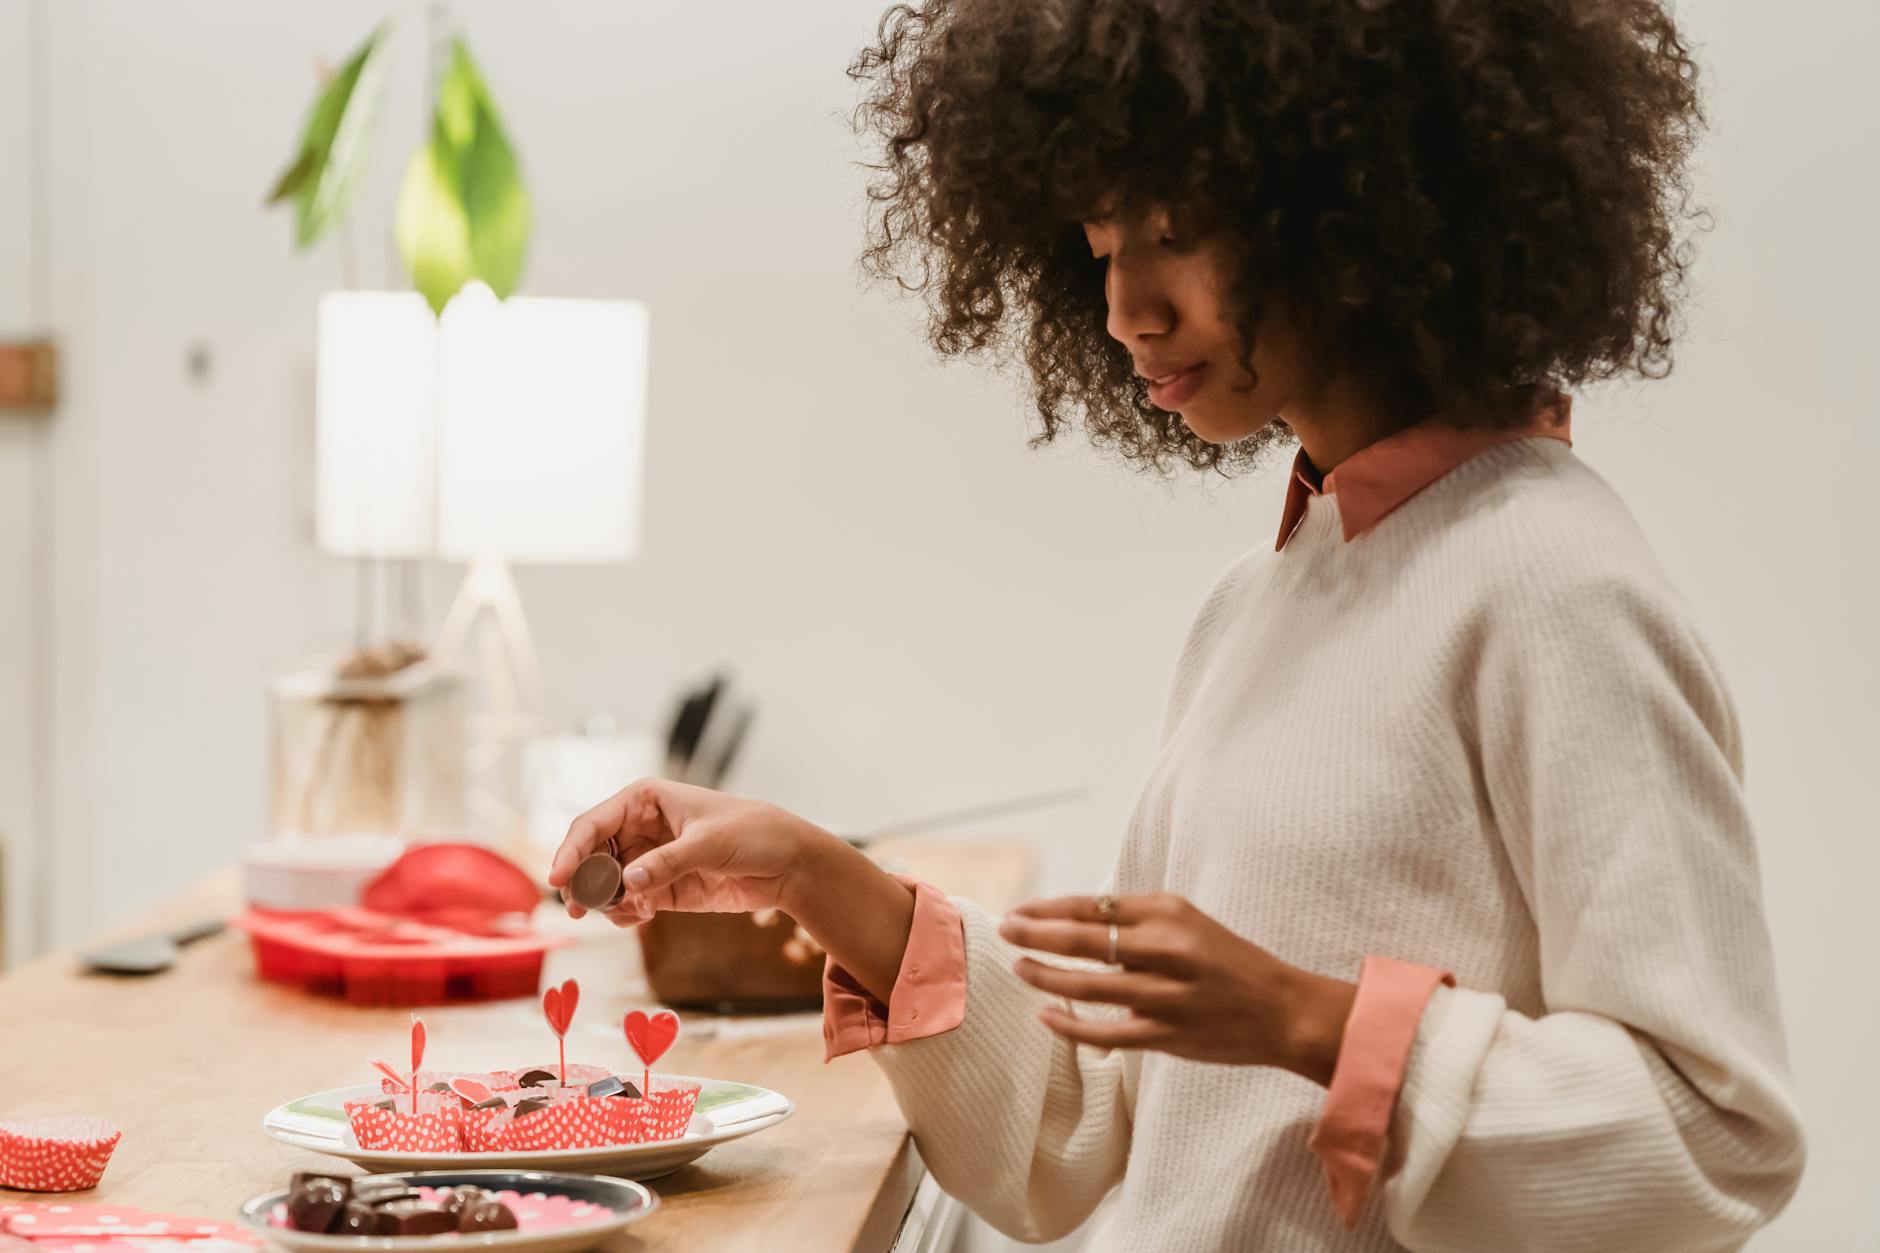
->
[[1145, 362, 1208, 409]]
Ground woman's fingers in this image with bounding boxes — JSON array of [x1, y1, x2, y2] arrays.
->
[[1037, 1006, 1176, 1051], [550, 778, 680, 888], [621, 821, 727, 897], [1009, 892, 1182, 926], [997, 914, 1190, 976], [1013, 957, 1185, 1010]]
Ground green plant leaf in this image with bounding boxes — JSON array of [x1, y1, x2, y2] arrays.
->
[[462, 125, 530, 294], [266, 25, 390, 250], [394, 38, 530, 312], [395, 136, 474, 315]]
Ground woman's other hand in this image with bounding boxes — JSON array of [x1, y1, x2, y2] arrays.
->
[[1000, 893, 1357, 1086]]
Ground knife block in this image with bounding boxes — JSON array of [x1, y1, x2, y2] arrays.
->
[[638, 908, 825, 1012]]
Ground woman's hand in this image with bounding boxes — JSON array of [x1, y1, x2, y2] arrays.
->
[[547, 778, 919, 1003], [548, 778, 811, 926], [999, 892, 1357, 1086]]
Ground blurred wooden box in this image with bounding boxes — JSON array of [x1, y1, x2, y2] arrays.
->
[[638, 909, 824, 1012]]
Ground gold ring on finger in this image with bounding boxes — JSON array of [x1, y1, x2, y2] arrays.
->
[[1094, 894, 1118, 924]]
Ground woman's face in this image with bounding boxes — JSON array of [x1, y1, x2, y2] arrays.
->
[[1082, 209, 1317, 446]]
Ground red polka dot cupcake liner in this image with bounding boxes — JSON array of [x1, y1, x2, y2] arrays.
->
[[0, 1116, 122, 1192], [343, 1091, 463, 1154]]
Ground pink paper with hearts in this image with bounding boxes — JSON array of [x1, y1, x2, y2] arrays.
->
[[1, 1202, 260, 1248]]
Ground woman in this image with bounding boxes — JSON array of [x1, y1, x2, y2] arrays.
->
[[551, 0, 1806, 1247]]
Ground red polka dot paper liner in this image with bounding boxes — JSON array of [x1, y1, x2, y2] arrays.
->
[[342, 1091, 463, 1154], [0, 1117, 121, 1193], [0, 1202, 258, 1246], [264, 1188, 610, 1235]]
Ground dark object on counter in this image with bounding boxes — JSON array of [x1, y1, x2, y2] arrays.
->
[[640, 909, 824, 1012], [80, 919, 226, 976]]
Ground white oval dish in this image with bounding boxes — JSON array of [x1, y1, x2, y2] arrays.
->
[[262, 1078, 793, 1180]]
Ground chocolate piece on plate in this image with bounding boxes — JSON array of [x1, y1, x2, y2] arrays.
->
[[458, 1199, 519, 1233], [610, 1081, 643, 1100], [375, 1201, 458, 1237], [333, 1200, 381, 1237], [511, 1097, 551, 1118], [586, 1076, 626, 1099], [285, 1174, 351, 1233], [515, 1068, 557, 1087]]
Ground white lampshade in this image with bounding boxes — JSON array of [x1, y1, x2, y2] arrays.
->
[[315, 291, 438, 559], [436, 283, 649, 565], [314, 284, 649, 566]]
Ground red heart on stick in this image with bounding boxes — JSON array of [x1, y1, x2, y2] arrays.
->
[[624, 1010, 680, 1067], [449, 1078, 493, 1105], [370, 1059, 409, 1091], [542, 979, 580, 1038], [411, 1016, 427, 1072]]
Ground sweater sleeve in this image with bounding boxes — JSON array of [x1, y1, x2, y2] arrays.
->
[[1381, 569, 1806, 1250], [866, 898, 1131, 1243]]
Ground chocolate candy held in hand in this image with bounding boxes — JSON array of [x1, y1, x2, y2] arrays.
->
[[285, 1173, 351, 1232], [375, 1201, 458, 1237], [515, 1068, 557, 1087], [458, 1199, 519, 1233]]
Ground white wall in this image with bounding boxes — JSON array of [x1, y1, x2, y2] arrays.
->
[[0, 0, 44, 967], [11, 1, 1874, 1248]]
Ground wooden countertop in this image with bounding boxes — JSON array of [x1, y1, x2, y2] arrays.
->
[[0, 839, 1034, 1251]]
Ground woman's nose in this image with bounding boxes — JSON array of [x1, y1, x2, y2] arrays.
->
[[1105, 262, 1175, 344]]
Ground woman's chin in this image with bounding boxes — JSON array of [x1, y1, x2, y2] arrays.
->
[[1179, 407, 1275, 446]]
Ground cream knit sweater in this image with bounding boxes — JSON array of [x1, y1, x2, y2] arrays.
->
[[872, 437, 1805, 1250]]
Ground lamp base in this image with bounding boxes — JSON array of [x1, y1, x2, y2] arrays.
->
[[434, 557, 546, 841]]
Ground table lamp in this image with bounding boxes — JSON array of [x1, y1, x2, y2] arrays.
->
[[315, 282, 650, 838]]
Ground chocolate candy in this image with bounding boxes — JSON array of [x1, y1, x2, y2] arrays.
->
[[613, 1080, 643, 1100], [458, 1199, 519, 1233], [375, 1200, 458, 1237], [585, 1076, 626, 1099], [333, 1200, 380, 1236], [515, 1068, 557, 1087], [511, 1097, 551, 1118], [370, 1098, 397, 1111], [425, 1081, 453, 1093], [285, 1173, 351, 1232], [471, 1095, 509, 1110]]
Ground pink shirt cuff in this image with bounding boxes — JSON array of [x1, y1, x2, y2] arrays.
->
[[821, 875, 967, 1061], [1307, 955, 1454, 1227]]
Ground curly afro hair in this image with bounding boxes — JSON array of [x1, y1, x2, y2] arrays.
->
[[849, 0, 1706, 472]]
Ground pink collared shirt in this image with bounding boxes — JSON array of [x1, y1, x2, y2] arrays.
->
[[821, 401, 1574, 1224]]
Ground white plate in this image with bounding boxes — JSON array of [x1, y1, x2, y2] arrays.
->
[[262, 1078, 793, 1180], [238, 1170, 655, 1253]]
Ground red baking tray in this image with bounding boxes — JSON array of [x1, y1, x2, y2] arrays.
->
[[234, 843, 568, 1006]]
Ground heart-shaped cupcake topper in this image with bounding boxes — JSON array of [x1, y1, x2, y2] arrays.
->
[[409, 1015, 426, 1113], [541, 978, 580, 1085], [369, 1059, 409, 1092], [448, 1077, 493, 1106], [623, 1009, 679, 1098]]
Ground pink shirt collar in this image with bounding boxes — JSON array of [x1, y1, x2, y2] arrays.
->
[[1275, 397, 1573, 551]]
